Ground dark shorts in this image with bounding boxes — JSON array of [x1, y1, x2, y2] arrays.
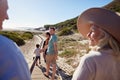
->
[[35, 56, 40, 61]]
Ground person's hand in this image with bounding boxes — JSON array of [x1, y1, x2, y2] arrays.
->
[[55, 54, 58, 60], [45, 45, 48, 49], [40, 48, 44, 52]]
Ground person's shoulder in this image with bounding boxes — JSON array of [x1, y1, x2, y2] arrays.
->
[[82, 51, 102, 61], [52, 34, 57, 39], [36, 48, 40, 51], [0, 36, 31, 79], [35, 48, 39, 51], [82, 50, 112, 63], [0, 35, 14, 45], [53, 34, 57, 37], [0, 35, 21, 54], [38, 48, 41, 50]]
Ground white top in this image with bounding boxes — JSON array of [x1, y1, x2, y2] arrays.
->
[[72, 50, 120, 80], [0, 35, 31, 80], [34, 48, 40, 56]]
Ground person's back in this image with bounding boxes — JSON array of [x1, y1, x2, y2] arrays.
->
[[0, 35, 31, 80], [34, 44, 41, 65], [0, 0, 31, 79], [34, 45, 40, 57], [92, 50, 120, 80], [73, 50, 120, 80]]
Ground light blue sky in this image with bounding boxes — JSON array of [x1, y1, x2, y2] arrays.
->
[[3, 0, 113, 29]]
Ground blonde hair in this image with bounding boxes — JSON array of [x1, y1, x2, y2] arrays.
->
[[92, 29, 120, 56]]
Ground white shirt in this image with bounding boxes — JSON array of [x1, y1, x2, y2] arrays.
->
[[34, 48, 40, 56], [0, 35, 31, 80], [72, 50, 120, 80]]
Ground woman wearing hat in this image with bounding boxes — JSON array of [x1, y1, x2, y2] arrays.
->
[[72, 8, 120, 80]]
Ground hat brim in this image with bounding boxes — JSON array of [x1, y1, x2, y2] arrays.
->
[[77, 21, 91, 38], [77, 8, 120, 43]]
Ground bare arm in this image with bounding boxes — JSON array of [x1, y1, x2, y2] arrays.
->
[[53, 42, 58, 59]]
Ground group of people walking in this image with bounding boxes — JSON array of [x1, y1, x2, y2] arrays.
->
[[1, 0, 120, 80], [34, 27, 58, 80]]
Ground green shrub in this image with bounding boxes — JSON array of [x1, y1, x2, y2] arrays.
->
[[21, 32, 33, 40], [58, 27, 73, 36], [0, 31, 25, 46], [104, 0, 120, 13], [63, 38, 76, 41], [59, 49, 77, 58], [0, 31, 33, 46]]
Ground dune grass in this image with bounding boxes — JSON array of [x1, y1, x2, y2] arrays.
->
[[0, 31, 33, 46]]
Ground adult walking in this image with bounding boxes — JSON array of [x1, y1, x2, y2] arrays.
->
[[42, 32, 51, 62], [72, 8, 120, 80], [0, 0, 31, 79], [44, 27, 58, 80]]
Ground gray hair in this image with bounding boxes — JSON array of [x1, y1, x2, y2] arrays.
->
[[92, 29, 120, 56]]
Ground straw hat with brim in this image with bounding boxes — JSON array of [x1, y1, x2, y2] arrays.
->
[[77, 8, 120, 43]]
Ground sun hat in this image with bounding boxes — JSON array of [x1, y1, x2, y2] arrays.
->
[[77, 7, 120, 43]]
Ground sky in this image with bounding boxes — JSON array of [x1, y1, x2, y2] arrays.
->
[[3, 0, 113, 29]]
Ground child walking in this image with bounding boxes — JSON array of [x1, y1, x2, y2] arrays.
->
[[34, 44, 41, 66]]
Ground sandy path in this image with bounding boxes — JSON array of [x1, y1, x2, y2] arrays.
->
[[19, 35, 73, 80]]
